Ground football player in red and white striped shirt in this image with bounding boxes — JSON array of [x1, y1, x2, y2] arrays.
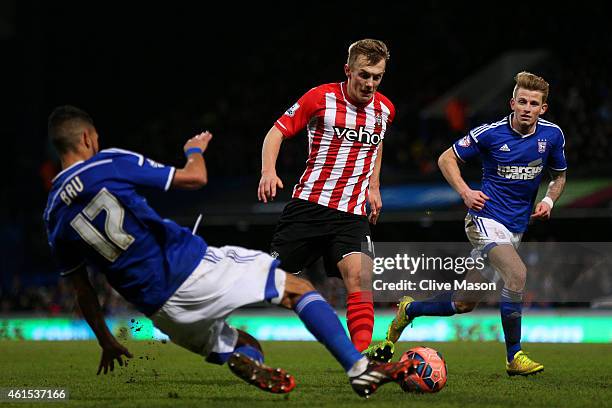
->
[[258, 39, 395, 352]]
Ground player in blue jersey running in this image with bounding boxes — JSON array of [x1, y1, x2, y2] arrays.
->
[[44, 106, 415, 398], [367, 72, 567, 376]]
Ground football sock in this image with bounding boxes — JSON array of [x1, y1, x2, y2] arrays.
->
[[346, 291, 374, 352], [295, 291, 363, 372], [500, 287, 523, 362], [234, 345, 264, 364], [206, 344, 264, 365], [406, 291, 457, 318]]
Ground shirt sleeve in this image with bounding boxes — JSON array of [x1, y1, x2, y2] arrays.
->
[[112, 153, 176, 191], [274, 87, 323, 138], [379, 95, 395, 126], [452, 133, 481, 162], [547, 130, 568, 171], [387, 103, 396, 125]]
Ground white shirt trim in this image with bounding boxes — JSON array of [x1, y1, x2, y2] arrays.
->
[[100, 148, 144, 166], [52, 160, 84, 183], [452, 144, 466, 162], [44, 159, 114, 221], [508, 113, 537, 138], [165, 167, 176, 191]]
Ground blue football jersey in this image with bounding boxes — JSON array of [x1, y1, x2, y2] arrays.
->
[[452, 115, 567, 232], [44, 148, 207, 315]]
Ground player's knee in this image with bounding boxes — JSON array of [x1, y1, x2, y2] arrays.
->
[[340, 264, 370, 293], [518, 264, 527, 283], [344, 272, 362, 293], [291, 275, 315, 295], [507, 265, 527, 291], [454, 301, 477, 314], [280, 273, 315, 309]]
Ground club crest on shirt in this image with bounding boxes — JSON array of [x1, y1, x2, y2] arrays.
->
[[375, 113, 383, 126], [537, 139, 547, 153], [458, 135, 471, 147], [285, 102, 300, 117]]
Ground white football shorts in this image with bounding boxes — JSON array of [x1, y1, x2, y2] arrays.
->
[[150, 245, 286, 360], [465, 213, 523, 282]]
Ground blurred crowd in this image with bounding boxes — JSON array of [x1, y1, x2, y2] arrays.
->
[[1, 273, 130, 316], [4, 3, 612, 314], [5, 53, 612, 314]]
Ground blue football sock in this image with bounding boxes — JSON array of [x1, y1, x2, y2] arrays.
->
[[205, 344, 264, 365], [295, 291, 363, 372], [406, 291, 457, 318], [234, 345, 264, 364], [500, 287, 523, 362]]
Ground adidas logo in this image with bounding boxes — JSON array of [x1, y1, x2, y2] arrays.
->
[[499, 144, 511, 152]]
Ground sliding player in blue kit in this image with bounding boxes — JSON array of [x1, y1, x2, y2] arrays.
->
[[43, 106, 415, 398], [367, 72, 567, 376]]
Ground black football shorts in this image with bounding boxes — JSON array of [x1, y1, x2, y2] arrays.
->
[[270, 198, 373, 278]]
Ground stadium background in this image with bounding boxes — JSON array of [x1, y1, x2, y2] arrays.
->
[[2, 1, 612, 345]]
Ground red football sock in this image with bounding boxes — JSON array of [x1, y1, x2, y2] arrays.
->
[[346, 291, 374, 352]]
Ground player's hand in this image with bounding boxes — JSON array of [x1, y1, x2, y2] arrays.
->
[[530, 201, 552, 221], [368, 187, 383, 225], [97, 341, 133, 375], [461, 189, 489, 211], [258, 171, 284, 203], [184, 131, 213, 154]]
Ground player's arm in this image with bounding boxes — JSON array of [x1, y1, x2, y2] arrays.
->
[[368, 142, 383, 225], [438, 147, 489, 211], [68, 267, 133, 374], [258, 126, 285, 203], [259, 87, 321, 202], [171, 131, 213, 190], [531, 170, 566, 220]]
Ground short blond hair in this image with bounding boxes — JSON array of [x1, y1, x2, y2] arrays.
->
[[513, 71, 550, 103], [347, 39, 390, 68]]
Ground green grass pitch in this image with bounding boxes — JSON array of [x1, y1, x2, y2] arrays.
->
[[1, 340, 611, 407]]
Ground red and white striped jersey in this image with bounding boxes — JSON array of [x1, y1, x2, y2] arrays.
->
[[275, 82, 395, 216]]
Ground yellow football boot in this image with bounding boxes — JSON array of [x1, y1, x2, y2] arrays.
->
[[386, 296, 415, 343], [362, 340, 395, 363], [363, 296, 415, 363], [506, 351, 544, 376]]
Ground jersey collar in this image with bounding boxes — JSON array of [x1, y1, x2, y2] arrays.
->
[[508, 113, 538, 138], [51, 160, 84, 183]]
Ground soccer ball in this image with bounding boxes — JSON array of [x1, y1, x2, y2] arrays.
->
[[399, 346, 447, 393]]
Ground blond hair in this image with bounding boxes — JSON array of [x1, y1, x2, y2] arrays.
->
[[513, 71, 550, 103], [347, 39, 390, 68]]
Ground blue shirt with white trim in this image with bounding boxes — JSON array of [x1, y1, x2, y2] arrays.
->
[[44, 148, 207, 316], [452, 115, 567, 233]]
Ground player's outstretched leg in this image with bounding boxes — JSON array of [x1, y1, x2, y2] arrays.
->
[[281, 273, 416, 398]]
